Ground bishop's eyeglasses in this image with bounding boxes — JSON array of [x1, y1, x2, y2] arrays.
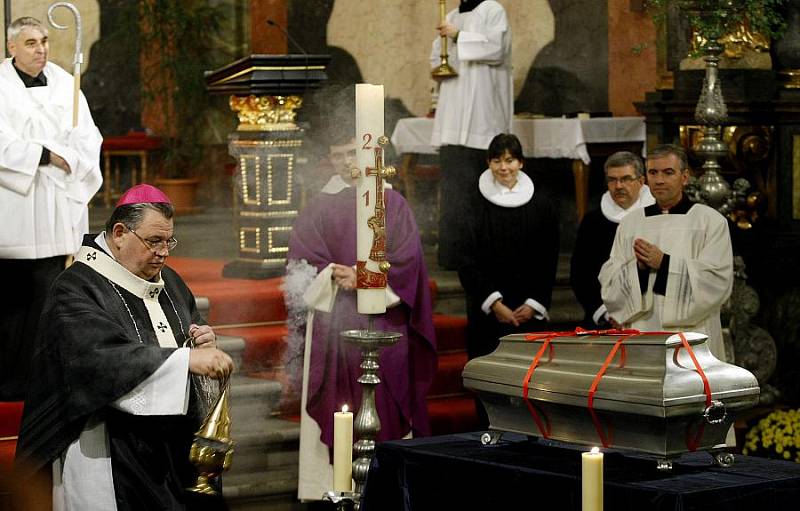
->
[[128, 227, 179, 251]]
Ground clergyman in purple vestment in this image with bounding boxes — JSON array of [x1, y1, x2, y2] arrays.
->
[[286, 170, 437, 500]]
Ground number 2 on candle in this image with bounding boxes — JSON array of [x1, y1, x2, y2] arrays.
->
[[362, 133, 373, 150]]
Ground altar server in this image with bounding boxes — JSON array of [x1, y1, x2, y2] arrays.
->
[[15, 185, 233, 510], [599, 144, 733, 360], [431, 0, 513, 269], [570, 151, 654, 327], [0, 17, 103, 400]]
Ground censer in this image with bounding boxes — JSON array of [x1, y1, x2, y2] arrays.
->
[[187, 375, 235, 495]]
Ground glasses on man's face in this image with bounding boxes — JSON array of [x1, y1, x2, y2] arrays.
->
[[128, 227, 178, 252], [606, 175, 639, 185]]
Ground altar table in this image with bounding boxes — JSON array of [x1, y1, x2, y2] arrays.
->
[[361, 432, 800, 511], [391, 117, 646, 222]]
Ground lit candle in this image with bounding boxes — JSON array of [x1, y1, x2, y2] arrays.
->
[[582, 446, 603, 511], [333, 404, 353, 492], [354, 83, 387, 315]]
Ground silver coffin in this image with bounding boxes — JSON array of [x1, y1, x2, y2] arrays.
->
[[462, 331, 760, 458]]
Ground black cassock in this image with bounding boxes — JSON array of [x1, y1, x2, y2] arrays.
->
[[16, 235, 225, 510], [458, 193, 559, 360], [569, 209, 618, 327]]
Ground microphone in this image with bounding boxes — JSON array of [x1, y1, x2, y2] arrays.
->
[[266, 19, 309, 95], [266, 19, 309, 57]]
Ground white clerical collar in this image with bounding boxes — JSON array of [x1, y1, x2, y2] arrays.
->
[[478, 169, 534, 208], [320, 174, 393, 195], [95, 232, 115, 259], [600, 185, 655, 223], [76, 240, 177, 347], [77, 242, 165, 300]]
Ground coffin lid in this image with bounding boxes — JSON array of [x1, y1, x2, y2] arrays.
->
[[462, 331, 759, 412]]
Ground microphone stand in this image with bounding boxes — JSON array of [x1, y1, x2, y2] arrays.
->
[[266, 19, 309, 96]]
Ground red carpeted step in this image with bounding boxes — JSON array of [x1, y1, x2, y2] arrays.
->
[[192, 278, 286, 325], [217, 324, 289, 372], [428, 279, 438, 307], [0, 401, 24, 472], [426, 394, 479, 436], [433, 314, 467, 352], [0, 402, 23, 439], [167, 257, 225, 282], [428, 351, 469, 397]]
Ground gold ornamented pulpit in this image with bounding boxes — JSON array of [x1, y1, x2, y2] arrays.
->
[[205, 54, 330, 278]]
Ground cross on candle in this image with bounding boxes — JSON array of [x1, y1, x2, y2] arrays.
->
[[354, 83, 390, 315]]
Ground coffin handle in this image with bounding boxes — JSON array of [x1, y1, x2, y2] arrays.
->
[[703, 400, 727, 424]]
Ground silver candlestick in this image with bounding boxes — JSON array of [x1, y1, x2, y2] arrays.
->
[[692, 40, 733, 209], [340, 327, 401, 509]]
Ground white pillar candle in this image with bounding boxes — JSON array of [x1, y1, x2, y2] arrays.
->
[[354, 83, 387, 315], [582, 446, 603, 511], [333, 405, 353, 492]]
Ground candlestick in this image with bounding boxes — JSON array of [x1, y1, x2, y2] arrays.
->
[[333, 405, 353, 492], [354, 83, 388, 315], [582, 446, 603, 511], [432, 0, 458, 79]]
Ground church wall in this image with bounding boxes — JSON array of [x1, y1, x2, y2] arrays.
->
[[607, 0, 657, 116], [289, 0, 608, 119], [4, 1, 654, 208]]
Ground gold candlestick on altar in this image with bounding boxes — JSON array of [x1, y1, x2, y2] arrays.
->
[[432, 0, 458, 79]]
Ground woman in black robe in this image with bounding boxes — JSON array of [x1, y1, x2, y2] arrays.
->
[[458, 133, 560, 360], [457, 133, 559, 427]]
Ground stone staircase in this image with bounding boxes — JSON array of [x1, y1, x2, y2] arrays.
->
[[215, 336, 304, 510]]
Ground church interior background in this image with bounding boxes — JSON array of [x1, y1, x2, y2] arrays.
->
[[3, 0, 800, 509]]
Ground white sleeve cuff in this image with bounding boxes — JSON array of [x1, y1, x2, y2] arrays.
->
[[524, 298, 549, 321], [481, 291, 503, 315], [112, 348, 190, 415], [303, 263, 338, 312], [592, 304, 609, 326], [386, 284, 401, 308]]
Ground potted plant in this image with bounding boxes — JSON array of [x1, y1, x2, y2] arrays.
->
[[645, 0, 788, 55], [139, 0, 225, 213]]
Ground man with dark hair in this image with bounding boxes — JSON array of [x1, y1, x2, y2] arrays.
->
[[0, 16, 103, 399], [570, 151, 654, 327], [599, 144, 734, 360], [16, 185, 233, 510]]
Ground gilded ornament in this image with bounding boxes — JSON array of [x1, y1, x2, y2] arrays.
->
[[229, 94, 304, 131]]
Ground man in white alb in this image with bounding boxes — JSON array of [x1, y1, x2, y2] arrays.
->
[[430, 0, 513, 269], [0, 17, 103, 399], [599, 144, 733, 361]]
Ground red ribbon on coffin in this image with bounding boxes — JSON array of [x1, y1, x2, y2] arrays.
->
[[520, 328, 644, 439], [586, 332, 642, 447], [675, 332, 715, 451]]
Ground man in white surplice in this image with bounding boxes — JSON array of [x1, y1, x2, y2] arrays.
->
[[16, 185, 234, 510], [599, 144, 734, 361], [430, 0, 513, 269], [0, 17, 103, 400]]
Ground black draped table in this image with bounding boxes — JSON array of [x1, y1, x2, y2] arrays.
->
[[361, 432, 800, 511]]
